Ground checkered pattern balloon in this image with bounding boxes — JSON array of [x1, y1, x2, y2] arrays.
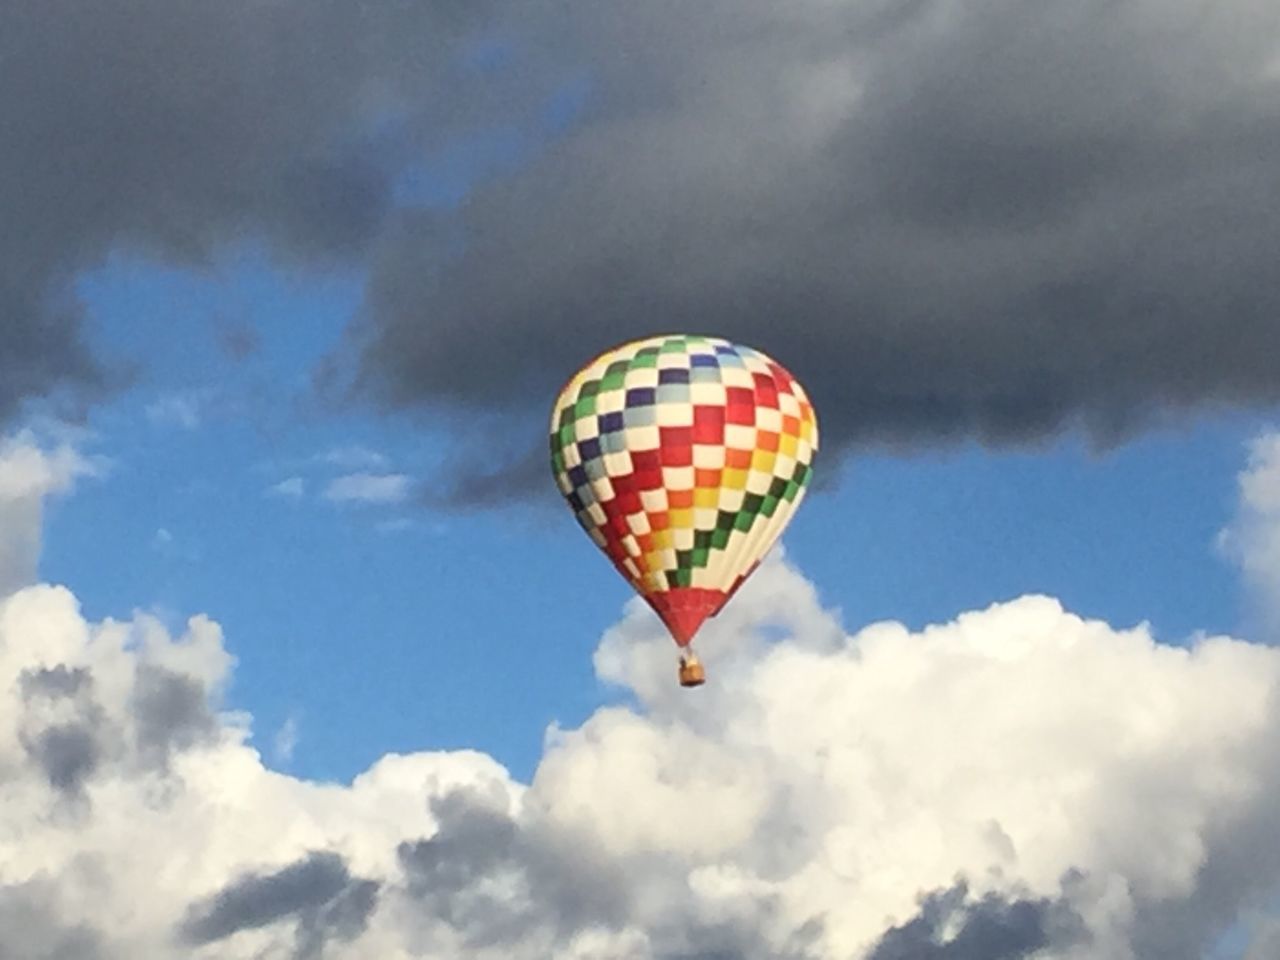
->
[[550, 335, 818, 647]]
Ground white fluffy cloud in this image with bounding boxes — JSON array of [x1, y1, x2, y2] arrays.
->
[[0, 432, 98, 598], [572, 556, 1280, 960], [2, 548, 1280, 959]]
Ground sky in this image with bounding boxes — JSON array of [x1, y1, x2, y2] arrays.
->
[[4, 1, 1280, 958]]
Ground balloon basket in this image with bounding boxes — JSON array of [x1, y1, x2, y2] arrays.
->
[[678, 653, 706, 688]]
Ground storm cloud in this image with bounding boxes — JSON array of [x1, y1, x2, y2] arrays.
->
[[0, 0, 508, 421], [181, 851, 380, 956], [5, 2, 1280, 493], [865, 879, 1087, 960], [356, 0, 1280, 468]]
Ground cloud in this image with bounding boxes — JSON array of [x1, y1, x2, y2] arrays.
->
[[267, 477, 306, 499], [1220, 432, 1280, 626], [0, 879, 106, 960], [17, 664, 104, 796], [0, 431, 97, 501], [351, 0, 1280, 494], [547, 568, 1280, 959], [864, 879, 1087, 960], [265, 450, 404, 503], [274, 714, 300, 765], [180, 851, 380, 957], [418, 441, 552, 511], [0, 432, 98, 597], [144, 392, 206, 430], [1246, 916, 1280, 959], [0, 0, 538, 423], [131, 663, 219, 768], [323, 472, 411, 505], [1, 547, 1279, 958], [216, 321, 261, 363], [318, 447, 390, 471], [7, 3, 1280, 500]]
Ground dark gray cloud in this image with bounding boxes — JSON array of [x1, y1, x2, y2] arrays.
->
[[0, 0, 514, 422], [396, 787, 825, 958], [419, 440, 550, 510], [1246, 920, 1280, 960], [7, 1, 1280, 493], [16, 661, 219, 794], [18, 666, 104, 795], [20, 665, 92, 700], [0, 881, 105, 960], [866, 878, 1087, 960], [656, 912, 824, 960], [180, 850, 380, 956], [298, 878, 380, 959], [397, 787, 629, 946], [353, 0, 1280, 490], [22, 724, 99, 796], [131, 663, 217, 767]]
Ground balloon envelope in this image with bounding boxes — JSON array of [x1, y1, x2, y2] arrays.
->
[[550, 334, 818, 647]]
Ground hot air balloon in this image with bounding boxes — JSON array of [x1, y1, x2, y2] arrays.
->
[[549, 334, 818, 687]]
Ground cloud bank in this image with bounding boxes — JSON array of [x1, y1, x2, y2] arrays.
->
[[2, 546, 1279, 957], [6, 2, 1280, 486], [355, 0, 1280, 459]]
